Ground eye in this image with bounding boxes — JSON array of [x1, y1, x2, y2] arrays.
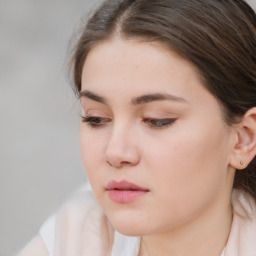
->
[[143, 118, 177, 128], [81, 115, 111, 128]]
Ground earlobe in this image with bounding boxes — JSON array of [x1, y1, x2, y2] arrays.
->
[[229, 107, 256, 170]]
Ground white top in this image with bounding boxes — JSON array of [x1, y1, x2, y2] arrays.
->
[[40, 223, 224, 256], [39, 184, 256, 256], [39, 214, 141, 256]]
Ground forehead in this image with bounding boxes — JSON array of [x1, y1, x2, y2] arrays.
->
[[81, 38, 207, 102]]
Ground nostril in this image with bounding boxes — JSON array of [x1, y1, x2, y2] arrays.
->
[[106, 160, 121, 168], [106, 160, 131, 168], [120, 161, 132, 165], [106, 161, 113, 167]]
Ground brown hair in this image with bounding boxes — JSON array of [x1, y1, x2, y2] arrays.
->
[[70, 0, 256, 199]]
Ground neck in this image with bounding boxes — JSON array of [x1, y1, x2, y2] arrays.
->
[[139, 191, 233, 256]]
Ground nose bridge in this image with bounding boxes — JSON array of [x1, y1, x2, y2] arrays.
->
[[105, 119, 139, 167]]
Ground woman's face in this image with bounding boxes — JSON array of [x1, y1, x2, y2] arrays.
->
[[80, 39, 235, 236]]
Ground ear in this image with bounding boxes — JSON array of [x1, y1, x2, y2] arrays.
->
[[229, 107, 256, 170]]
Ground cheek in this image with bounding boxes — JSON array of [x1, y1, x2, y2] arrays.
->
[[137, 125, 229, 229], [80, 128, 104, 177], [80, 131, 108, 205], [144, 119, 229, 198]]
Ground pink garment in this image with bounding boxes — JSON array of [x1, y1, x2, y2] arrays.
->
[[225, 190, 256, 256], [40, 185, 256, 256]]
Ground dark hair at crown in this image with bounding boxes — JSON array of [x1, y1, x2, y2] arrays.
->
[[70, 0, 256, 200]]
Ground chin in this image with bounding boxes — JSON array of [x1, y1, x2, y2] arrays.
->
[[106, 210, 151, 236], [113, 222, 147, 236]]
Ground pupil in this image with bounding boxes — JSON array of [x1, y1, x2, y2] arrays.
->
[[94, 117, 101, 123]]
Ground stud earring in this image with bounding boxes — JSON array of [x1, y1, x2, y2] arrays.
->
[[240, 161, 244, 165]]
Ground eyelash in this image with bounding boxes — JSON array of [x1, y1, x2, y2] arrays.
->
[[81, 115, 177, 129], [142, 118, 177, 128], [81, 116, 111, 127]]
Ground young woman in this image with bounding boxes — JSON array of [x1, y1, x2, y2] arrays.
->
[[18, 0, 256, 255]]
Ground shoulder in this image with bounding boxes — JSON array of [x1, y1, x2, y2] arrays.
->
[[39, 183, 114, 256], [16, 235, 49, 256], [225, 189, 256, 255], [16, 183, 108, 256], [17, 183, 140, 256]]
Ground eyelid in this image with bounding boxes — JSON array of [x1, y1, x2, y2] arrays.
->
[[80, 100, 112, 115], [142, 110, 177, 117], [82, 109, 110, 118], [81, 115, 111, 128], [142, 117, 177, 128]]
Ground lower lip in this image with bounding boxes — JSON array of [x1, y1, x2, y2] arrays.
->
[[108, 190, 148, 204]]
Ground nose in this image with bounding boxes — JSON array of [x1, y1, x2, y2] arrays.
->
[[104, 125, 140, 168]]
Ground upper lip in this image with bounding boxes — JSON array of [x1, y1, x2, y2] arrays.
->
[[107, 180, 149, 191]]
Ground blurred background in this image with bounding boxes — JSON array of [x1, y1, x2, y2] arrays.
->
[[0, 0, 255, 255], [0, 0, 102, 255]]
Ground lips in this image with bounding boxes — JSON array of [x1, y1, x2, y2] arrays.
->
[[107, 180, 148, 191], [106, 180, 149, 204]]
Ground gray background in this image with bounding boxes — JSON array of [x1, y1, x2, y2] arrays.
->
[[1, 1, 255, 255], [0, 1, 102, 255]]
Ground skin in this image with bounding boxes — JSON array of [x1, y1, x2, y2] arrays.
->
[[79, 38, 237, 256]]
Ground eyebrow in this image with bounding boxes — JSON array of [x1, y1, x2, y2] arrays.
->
[[79, 90, 107, 104], [131, 93, 188, 105], [79, 90, 188, 105]]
